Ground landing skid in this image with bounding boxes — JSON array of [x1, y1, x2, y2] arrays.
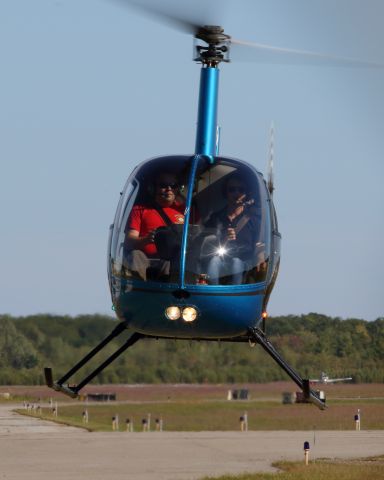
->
[[248, 327, 326, 410], [44, 322, 143, 398], [44, 321, 325, 409]]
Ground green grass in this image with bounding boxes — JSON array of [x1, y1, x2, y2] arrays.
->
[[17, 397, 384, 432], [200, 456, 384, 480], [0, 394, 35, 403]]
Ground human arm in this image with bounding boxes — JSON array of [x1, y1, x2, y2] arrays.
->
[[124, 228, 156, 251], [125, 205, 156, 252]]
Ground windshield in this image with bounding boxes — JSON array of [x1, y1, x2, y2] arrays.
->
[[109, 155, 270, 290]]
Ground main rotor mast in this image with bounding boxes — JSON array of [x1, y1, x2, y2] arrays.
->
[[194, 26, 230, 157]]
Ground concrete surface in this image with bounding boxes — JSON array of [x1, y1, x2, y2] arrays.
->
[[1, 404, 383, 479]]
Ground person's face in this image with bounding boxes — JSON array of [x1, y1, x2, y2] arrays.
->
[[226, 180, 247, 206], [155, 173, 179, 205]]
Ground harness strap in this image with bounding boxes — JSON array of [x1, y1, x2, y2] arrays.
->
[[152, 203, 174, 227], [234, 213, 251, 235]]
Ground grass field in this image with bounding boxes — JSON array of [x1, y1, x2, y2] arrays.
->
[[18, 399, 383, 431], [10, 382, 384, 432], [3, 381, 384, 401], [201, 456, 384, 480]]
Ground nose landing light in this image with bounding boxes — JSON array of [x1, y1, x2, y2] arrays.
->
[[165, 306, 181, 320], [165, 306, 198, 322], [182, 307, 198, 322]]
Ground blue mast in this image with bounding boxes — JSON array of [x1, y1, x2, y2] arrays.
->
[[194, 65, 219, 157], [179, 27, 229, 287], [193, 25, 229, 156], [179, 65, 220, 287], [180, 62, 220, 286]]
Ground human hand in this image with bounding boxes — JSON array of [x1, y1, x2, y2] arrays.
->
[[226, 227, 236, 241], [145, 230, 157, 244]]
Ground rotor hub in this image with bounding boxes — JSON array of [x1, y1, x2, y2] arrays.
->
[[196, 26, 230, 45], [194, 25, 231, 66]]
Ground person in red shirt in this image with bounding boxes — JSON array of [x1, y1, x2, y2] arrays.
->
[[124, 172, 185, 281]]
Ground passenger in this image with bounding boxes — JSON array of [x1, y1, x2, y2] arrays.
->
[[124, 172, 185, 281], [203, 174, 263, 285]]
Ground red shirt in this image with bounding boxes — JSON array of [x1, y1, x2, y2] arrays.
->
[[127, 203, 185, 256]]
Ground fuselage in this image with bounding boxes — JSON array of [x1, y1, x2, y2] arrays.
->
[[108, 154, 280, 339]]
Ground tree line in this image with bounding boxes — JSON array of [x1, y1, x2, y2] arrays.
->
[[0, 313, 383, 385]]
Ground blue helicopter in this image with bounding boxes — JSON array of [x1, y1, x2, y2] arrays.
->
[[45, 3, 379, 409]]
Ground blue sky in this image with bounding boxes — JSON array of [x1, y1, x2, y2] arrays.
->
[[1, 0, 383, 320]]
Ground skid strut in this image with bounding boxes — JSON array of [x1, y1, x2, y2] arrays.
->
[[44, 323, 143, 398], [248, 327, 326, 410]]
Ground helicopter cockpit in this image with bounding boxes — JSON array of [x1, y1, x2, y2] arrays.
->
[[109, 155, 274, 296]]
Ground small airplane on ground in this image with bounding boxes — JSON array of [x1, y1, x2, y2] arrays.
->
[[310, 372, 353, 384]]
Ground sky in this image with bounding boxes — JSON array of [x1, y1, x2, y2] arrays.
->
[[1, 0, 383, 321]]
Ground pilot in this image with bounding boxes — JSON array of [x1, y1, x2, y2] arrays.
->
[[203, 174, 264, 285], [124, 172, 185, 281]]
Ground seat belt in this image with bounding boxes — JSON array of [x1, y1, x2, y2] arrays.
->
[[234, 213, 251, 235], [152, 203, 174, 227]]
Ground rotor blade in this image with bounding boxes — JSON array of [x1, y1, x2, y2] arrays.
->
[[111, 0, 225, 36], [109, 0, 383, 68], [230, 38, 384, 68]]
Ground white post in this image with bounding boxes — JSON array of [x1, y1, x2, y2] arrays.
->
[[304, 441, 310, 465], [142, 418, 148, 432], [82, 409, 89, 424], [355, 410, 361, 431], [244, 411, 248, 432], [147, 413, 151, 432], [239, 415, 245, 431]]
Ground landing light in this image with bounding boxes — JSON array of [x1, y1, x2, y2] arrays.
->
[[165, 306, 181, 320], [182, 307, 198, 322]]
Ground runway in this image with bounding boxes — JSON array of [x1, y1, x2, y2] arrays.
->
[[1, 404, 383, 480]]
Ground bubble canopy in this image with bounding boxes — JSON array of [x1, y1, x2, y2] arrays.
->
[[108, 155, 278, 300]]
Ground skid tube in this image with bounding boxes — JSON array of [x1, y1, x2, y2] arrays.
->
[[248, 327, 326, 410], [44, 322, 143, 399]]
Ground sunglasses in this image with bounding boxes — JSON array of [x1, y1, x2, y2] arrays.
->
[[157, 182, 179, 189], [227, 186, 246, 194]]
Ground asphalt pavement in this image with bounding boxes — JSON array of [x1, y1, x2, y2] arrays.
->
[[1, 404, 383, 479]]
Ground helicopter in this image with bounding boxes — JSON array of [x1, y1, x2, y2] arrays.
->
[[44, 2, 381, 410]]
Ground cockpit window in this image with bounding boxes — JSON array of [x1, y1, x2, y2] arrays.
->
[[109, 156, 192, 284], [184, 157, 269, 285], [109, 155, 270, 292]]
